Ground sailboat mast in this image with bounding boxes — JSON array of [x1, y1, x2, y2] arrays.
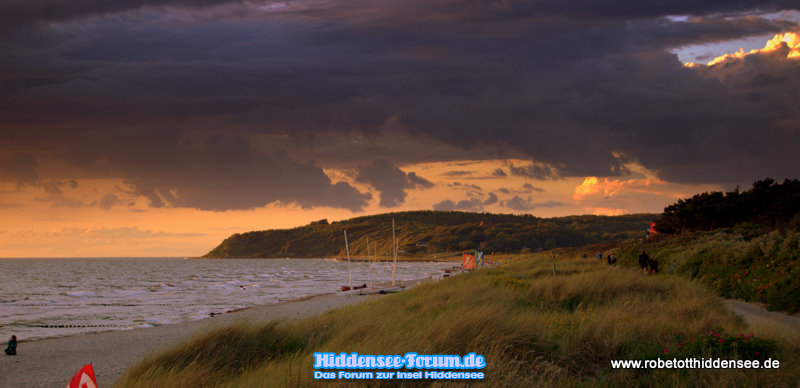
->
[[392, 219, 397, 285], [345, 230, 352, 296]]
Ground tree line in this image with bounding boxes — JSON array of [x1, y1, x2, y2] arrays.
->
[[203, 211, 654, 258], [656, 178, 800, 234]]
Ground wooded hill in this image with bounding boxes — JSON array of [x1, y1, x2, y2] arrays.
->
[[656, 178, 800, 234], [203, 211, 654, 258]]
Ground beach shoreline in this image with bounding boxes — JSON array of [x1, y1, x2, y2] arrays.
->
[[1, 257, 454, 343], [0, 278, 433, 388], [196, 256, 464, 263]]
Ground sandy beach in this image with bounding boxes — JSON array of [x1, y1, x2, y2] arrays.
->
[[0, 286, 402, 387]]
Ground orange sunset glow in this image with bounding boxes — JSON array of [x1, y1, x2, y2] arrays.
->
[[0, 158, 719, 257], [684, 32, 800, 67]]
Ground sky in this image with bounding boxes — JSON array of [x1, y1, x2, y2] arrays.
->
[[1, 1, 799, 257]]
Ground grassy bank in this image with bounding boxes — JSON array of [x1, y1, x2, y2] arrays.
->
[[605, 229, 800, 313], [117, 253, 799, 387]]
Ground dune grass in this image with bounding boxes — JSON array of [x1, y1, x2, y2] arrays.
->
[[609, 229, 800, 313], [116, 253, 799, 387]]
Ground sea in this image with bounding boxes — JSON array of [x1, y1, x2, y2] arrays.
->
[[0, 258, 453, 341]]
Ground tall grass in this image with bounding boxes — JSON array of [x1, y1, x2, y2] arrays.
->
[[116, 254, 799, 387], [609, 229, 800, 312]]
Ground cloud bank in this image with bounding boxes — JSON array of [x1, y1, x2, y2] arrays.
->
[[1, 0, 798, 211]]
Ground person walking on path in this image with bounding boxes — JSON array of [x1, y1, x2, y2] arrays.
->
[[649, 255, 659, 274], [638, 251, 650, 275]]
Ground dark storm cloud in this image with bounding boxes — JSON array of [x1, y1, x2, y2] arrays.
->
[[433, 197, 483, 212], [484, 192, 498, 205], [408, 172, 435, 189], [442, 170, 474, 177], [469, 0, 798, 20], [509, 163, 561, 180], [1, 0, 799, 212], [645, 46, 800, 183], [502, 195, 536, 212], [621, 15, 796, 49], [500, 196, 562, 211], [0, 0, 259, 38], [522, 183, 545, 193], [99, 193, 122, 210], [41, 181, 64, 194], [68, 132, 371, 211], [146, 135, 370, 211], [496, 184, 545, 195], [0, 153, 38, 187], [448, 182, 482, 191], [35, 194, 93, 208], [38, 179, 79, 195], [355, 159, 433, 207]]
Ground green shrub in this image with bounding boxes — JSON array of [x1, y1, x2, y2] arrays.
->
[[766, 275, 800, 313]]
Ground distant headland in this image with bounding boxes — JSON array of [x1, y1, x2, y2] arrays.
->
[[202, 210, 655, 259]]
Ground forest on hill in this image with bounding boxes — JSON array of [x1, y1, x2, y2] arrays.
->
[[656, 178, 800, 234], [203, 211, 654, 258]]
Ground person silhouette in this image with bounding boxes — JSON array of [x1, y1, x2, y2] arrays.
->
[[639, 251, 650, 275], [5, 335, 17, 355], [649, 255, 659, 274]]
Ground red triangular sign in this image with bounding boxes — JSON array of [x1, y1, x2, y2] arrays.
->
[[66, 364, 98, 388]]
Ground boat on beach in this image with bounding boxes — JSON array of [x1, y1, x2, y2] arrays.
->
[[340, 283, 367, 291], [337, 283, 406, 295], [339, 219, 409, 296], [356, 285, 404, 295]]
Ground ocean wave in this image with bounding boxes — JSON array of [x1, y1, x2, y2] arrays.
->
[[0, 258, 451, 341]]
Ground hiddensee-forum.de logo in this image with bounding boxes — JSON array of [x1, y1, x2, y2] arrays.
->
[[313, 352, 487, 380]]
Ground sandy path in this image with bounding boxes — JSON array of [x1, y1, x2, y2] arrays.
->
[[723, 299, 800, 331], [0, 290, 389, 388]]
